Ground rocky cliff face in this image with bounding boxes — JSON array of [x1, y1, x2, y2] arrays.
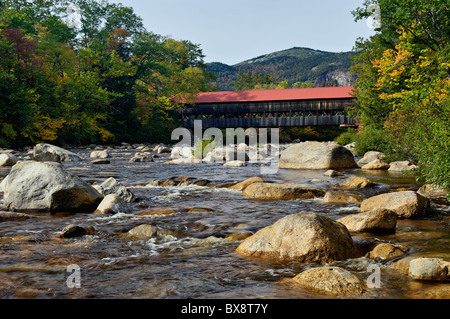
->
[[314, 69, 357, 87]]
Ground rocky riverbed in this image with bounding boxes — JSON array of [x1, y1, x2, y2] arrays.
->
[[0, 142, 449, 299]]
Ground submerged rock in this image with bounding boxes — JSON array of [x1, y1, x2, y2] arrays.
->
[[2, 161, 103, 213], [322, 191, 363, 204], [0, 211, 33, 222], [127, 224, 177, 240], [279, 141, 357, 170], [60, 224, 95, 238], [236, 212, 354, 263], [292, 266, 366, 295], [223, 160, 247, 167], [242, 183, 325, 200], [324, 170, 344, 177], [228, 177, 265, 191], [334, 176, 373, 189], [367, 243, 409, 260], [360, 191, 430, 219]]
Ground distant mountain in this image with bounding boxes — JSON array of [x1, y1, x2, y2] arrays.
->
[[207, 47, 357, 91]]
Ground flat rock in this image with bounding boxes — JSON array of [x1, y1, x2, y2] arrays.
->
[[322, 191, 363, 204], [242, 183, 325, 200], [334, 176, 373, 189]]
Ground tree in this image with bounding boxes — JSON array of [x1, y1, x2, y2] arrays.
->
[[351, 0, 450, 191], [0, 0, 214, 147]]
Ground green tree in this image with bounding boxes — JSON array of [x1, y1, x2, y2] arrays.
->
[[352, 0, 450, 191]]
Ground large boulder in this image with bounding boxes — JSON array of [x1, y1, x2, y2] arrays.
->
[[279, 141, 357, 170], [337, 209, 398, 234], [291, 267, 366, 295], [242, 183, 325, 200], [33, 143, 82, 162], [235, 212, 354, 263], [1, 161, 103, 213], [360, 191, 430, 219]]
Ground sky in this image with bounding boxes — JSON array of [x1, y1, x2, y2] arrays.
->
[[108, 0, 375, 65]]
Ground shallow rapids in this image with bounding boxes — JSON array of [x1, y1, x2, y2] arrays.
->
[[0, 146, 449, 299]]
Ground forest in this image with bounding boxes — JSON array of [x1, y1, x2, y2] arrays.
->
[[0, 0, 215, 148], [350, 0, 449, 193]]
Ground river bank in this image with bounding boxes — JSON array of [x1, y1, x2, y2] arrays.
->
[[0, 142, 449, 299]]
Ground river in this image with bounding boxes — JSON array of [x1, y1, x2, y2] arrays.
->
[[0, 145, 449, 299]]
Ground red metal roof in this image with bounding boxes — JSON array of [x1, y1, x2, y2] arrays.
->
[[193, 86, 354, 104]]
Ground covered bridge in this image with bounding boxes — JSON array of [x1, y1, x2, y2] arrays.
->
[[181, 86, 357, 129]]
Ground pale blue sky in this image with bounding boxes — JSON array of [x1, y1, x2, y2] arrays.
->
[[109, 0, 375, 65]]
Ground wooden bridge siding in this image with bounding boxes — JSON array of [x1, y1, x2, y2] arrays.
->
[[181, 98, 356, 128], [183, 115, 354, 128], [184, 99, 353, 114]]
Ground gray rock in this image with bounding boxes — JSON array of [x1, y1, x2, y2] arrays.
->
[[90, 150, 109, 159], [33, 143, 82, 162], [357, 151, 385, 165], [0, 153, 18, 166], [2, 161, 103, 213], [96, 177, 136, 203], [388, 161, 417, 172], [94, 194, 122, 215], [279, 141, 357, 169]]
